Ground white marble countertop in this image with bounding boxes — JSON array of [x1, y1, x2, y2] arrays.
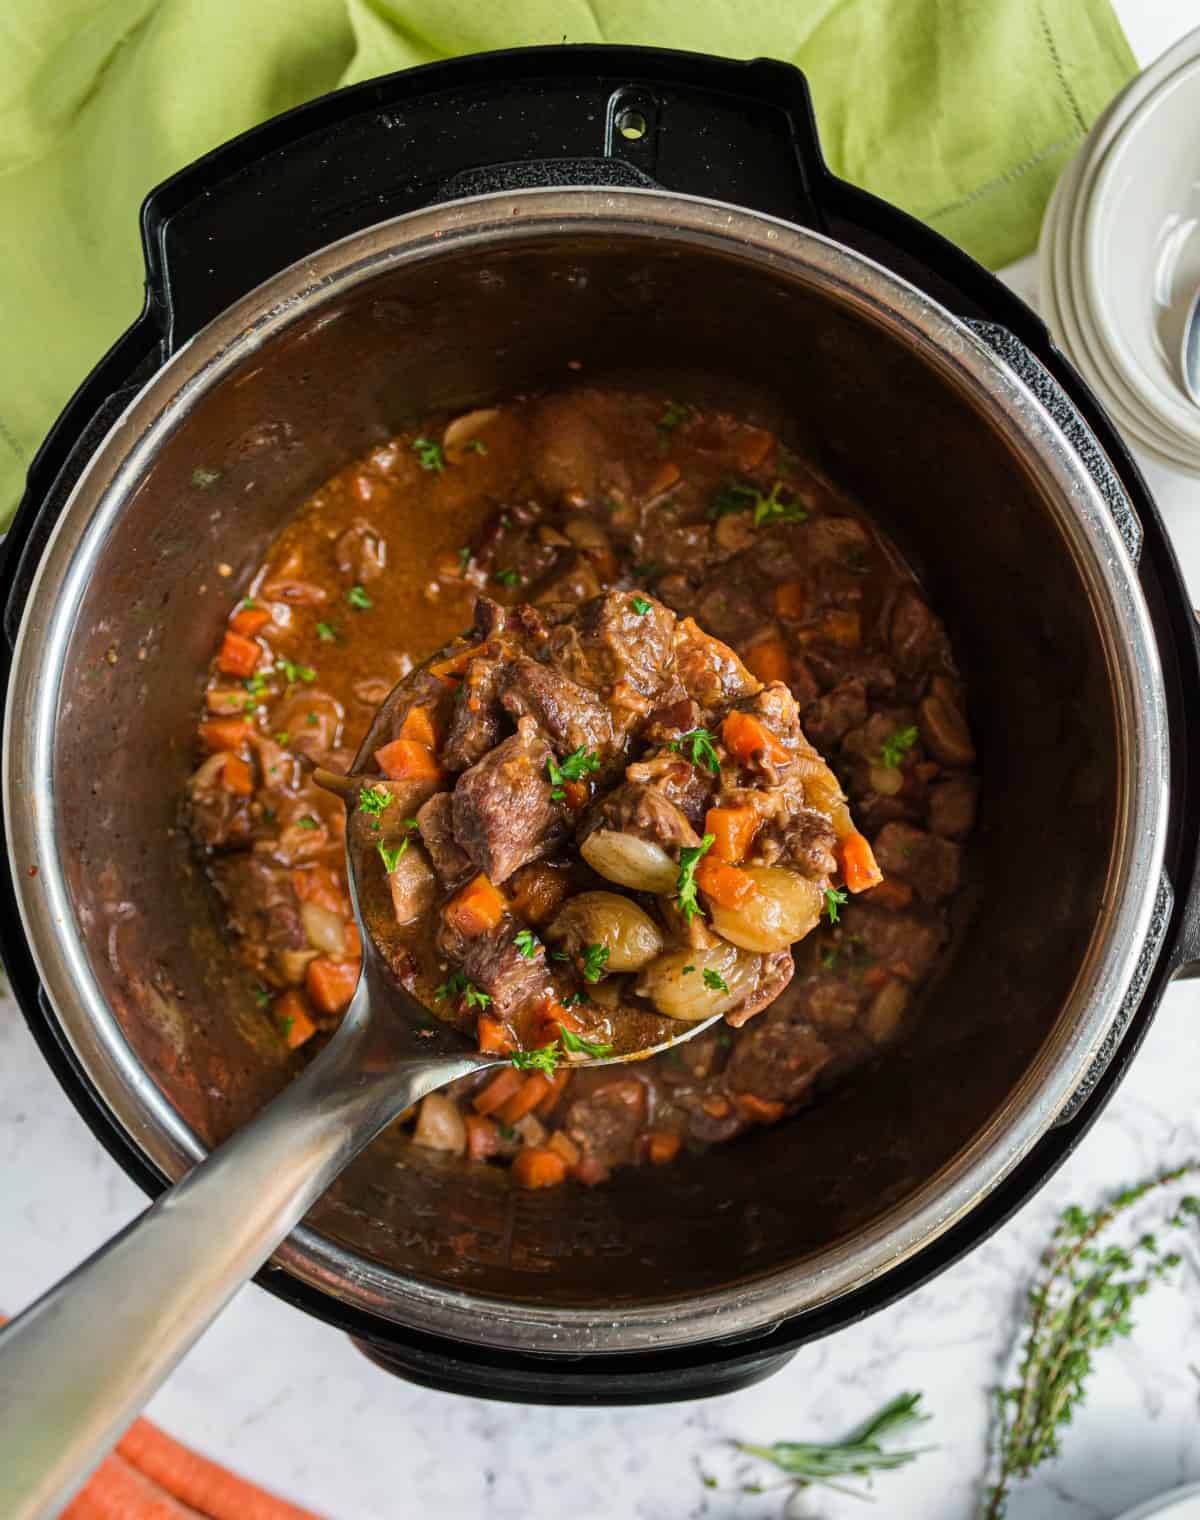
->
[[4, 3, 1200, 1517]]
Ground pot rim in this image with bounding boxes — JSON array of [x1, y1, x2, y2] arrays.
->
[[3, 186, 1170, 1353]]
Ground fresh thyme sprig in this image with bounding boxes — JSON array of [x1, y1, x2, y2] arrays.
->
[[982, 1163, 1200, 1519]]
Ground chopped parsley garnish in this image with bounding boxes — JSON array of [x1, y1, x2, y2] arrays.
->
[[280, 1015, 295, 1038], [631, 595, 652, 616], [819, 943, 840, 972], [378, 841, 403, 872], [581, 943, 610, 983], [511, 1042, 560, 1074], [880, 724, 919, 769], [435, 969, 492, 1010], [513, 928, 539, 961], [682, 964, 696, 976], [676, 834, 714, 923], [669, 727, 721, 776], [275, 657, 315, 685], [296, 816, 319, 831], [358, 785, 393, 827], [564, 990, 590, 1007], [824, 885, 848, 925], [252, 985, 271, 1009], [703, 968, 730, 994], [549, 947, 570, 962], [241, 598, 258, 611], [242, 672, 269, 711], [708, 478, 807, 529], [275, 731, 289, 745], [495, 568, 521, 588], [456, 546, 472, 576], [411, 436, 445, 473], [465, 438, 488, 455], [546, 745, 601, 801], [656, 401, 691, 449], [191, 467, 221, 489], [345, 585, 372, 610], [306, 712, 319, 725], [315, 621, 338, 642], [560, 1027, 614, 1059]]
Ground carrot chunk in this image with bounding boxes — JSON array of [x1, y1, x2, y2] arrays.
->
[[743, 637, 790, 685], [216, 631, 262, 678], [476, 1016, 514, 1055], [398, 704, 437, 747], [535, 1066, 570, 1116], [218, 754, 254, 796], [772, 580, 807, 620], [695, 855, 755, 909], [464, 1112, 500, 1160], [512, 1146, 569, 1189], [199, 718, 251, 753], [291, 864, 348, 915], [645, 1130, 681, 1165], [373, 738, 442, 782], [841, 830, 884, 893], [732, 1092, 786, 1124], [547, 1130, 581, 1168], [275, 989, 317, 1050], [444, 873, 507, 937], [472, 1067, 525, 1115], [304, 956, 359, 1016], [496, 1072, 553, 1126], [429, 642, 487, 681], [230, 605, 271, 637], [721, 709, 788, 764], [705, 805, 759, 864]]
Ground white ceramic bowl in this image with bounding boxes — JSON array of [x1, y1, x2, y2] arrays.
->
[[1114, 1483, 1200, 1520]]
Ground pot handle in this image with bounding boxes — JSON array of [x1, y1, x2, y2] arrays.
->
[[137, 47, 830, 353]]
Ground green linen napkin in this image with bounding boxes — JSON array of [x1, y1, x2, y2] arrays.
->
[[0, 0, 1135, 528]]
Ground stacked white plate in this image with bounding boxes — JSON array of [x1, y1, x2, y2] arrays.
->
[[1039, 25, 1200, 473]]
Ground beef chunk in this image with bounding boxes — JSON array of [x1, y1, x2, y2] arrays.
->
[[927, 776, 979, 840], [754, 804, 838, 880], [457, 924, 551, 1019], [640, 694, 702, 747], [723, 1015, 832, 1104], [388, 848, 437, 927], [673, 617, 760, 709], [585, 781, 700, 855], [471, 595, 507, 640], [416, 792, 474, 888], [801, 971, 868, 1030], [565, 1077, 649, 1167], [803, 678, 867, 748], [624, 753, 713, 829], [842, 902, 945, 981], [187, 752, 255, 851], [888, 588, 950, 677], [873, 821, 961, 902], [557, 591, 676, 704], [442, 655, 507, 772], [724, 948, 795, 1028], [335, 517, 386, 582], [500, 656, 615, 755], [209, 855, 303, 980], [806, 648, 898, 698], [451, 718, 564, 883]]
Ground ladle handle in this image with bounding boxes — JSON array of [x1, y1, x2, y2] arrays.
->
[[0, 1017, 480, 1520]]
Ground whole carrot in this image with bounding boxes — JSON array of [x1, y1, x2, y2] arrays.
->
[[61, 1452, 207, 1518], [118, 1420, 326, 1520]]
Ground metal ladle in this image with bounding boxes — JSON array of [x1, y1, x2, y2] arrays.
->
[[0, 686, 718, 1520]]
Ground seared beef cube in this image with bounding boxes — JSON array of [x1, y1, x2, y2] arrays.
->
[[673, 616, 760, 709], [566, 591, 676, 703], [416, 792, 474, 888], [927, 777, 979, 840], [723, 1014, 832, 1104], [724, 948, 795, 1028], [802, 972, 869, 1030], [623, 753, 713, 829], [458, 924, 551, 1019], [843, 902, 944, 980], [803, 678, 867, 748], [584, 780, 701, 855], [471, 595, 508, 641], [442, 654, 506, 772], [186, 753, 256, 851], [753, 804, 838, 881], [209, 855, 305, 981], [640, 694, 702, 747], [888, 588, 951, 677], [872, 821, 961, 902], [451, 718, 564, 883], [500, 656, 614, 755], [806, 648, 898, 698], [564, 1076, 649, 1167]]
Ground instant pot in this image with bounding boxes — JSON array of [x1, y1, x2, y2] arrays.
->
[[3, 46, 1199, 1403]]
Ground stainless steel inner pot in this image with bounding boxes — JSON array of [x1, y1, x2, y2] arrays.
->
[[3, 188, 1169, 1355]]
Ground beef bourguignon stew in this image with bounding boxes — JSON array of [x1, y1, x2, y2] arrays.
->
[[186, 389, 976, 1187]]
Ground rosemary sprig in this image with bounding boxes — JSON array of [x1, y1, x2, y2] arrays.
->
[[983, 1163, 1200, 1519]]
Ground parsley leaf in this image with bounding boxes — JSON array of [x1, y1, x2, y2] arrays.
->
[[465, 438, 488, 455], [824, 885, 848, 925], [241, 598, 258, 611], [560, 1027, 614, 1059], [880, 724, 919, 769], [549, 947, 570, 962], [546, 746, 601, 801], [275, 657, 315, 685], [511, 1042, 560, 1074], [681, 964, 696, 976], [669, 727, 721, 776], [378, 820, 420, 873], [252, 985, 271, 1009], [707, 478, 807, 528], [631, 595, 652, 615], [346, 585, 372, 611], [358, 785, 392, 827], [703, 968, 730, 993], [581, 943, 610, 983], [676, 834, 714, 923], [411, 436, 445, 473], [513, 928, 539, 961], [658, 400, 691, 433], [315, 621, 339, 642], [275, 731, 289, 745], [456, 546, 472, 576], [434, 969, 492, 1010], [296, 816, 319, 831], [564, 990, 590, 1007], [495, 568, 521, 588]]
